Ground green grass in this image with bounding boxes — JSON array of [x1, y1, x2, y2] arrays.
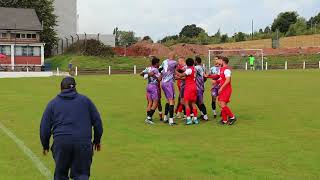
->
[[46, 55, 150, 71], [0, 70, 320, 179], [46, 54, 320, 71]]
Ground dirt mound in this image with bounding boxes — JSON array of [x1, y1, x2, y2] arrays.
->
[[171, 44, 209, 57], [127, 41, 171, 57], [113, 41, 320, 57]]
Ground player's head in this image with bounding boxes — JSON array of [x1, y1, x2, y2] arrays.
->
[[178, 57, 186, 66], [151, 57, 160, 68], [195, 56, 202, 65], [186, 58, 194, 67], [168, 52, 176, 60], [220, 56, 229, 65], [61, 76, 76, 91]]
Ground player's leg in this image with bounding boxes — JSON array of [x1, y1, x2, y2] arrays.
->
[[145, 99, 155, 124], [191, 102, 199, 124], [162, 82, 173, 123], [146, 99, 158, 124], [180, 98, 186, 119], [211, 85, 219, 118], [175, 94, 182, 118], [211, 96, 217, 118], [52, 141, 73, 180], [71, 142, 92, 180], [218, 101, 228, 124], [146, 85, 159, 124], [197, 90, 208, 121], [167, 82, 176, 125], [218, 101, 236, 125], [157, 100, 163, 121], [225, 102, 236, 125], [184, 100, 192, 125]]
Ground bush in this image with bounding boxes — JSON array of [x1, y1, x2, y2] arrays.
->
[[65, 39, 115, 57]]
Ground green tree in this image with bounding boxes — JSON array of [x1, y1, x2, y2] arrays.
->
[[271, 11, 298, 33], [0, 0, 58, 56], [220, 34, 228, 43], [118, 31, 138, 46], [179, 24, 205, 38], [197, 31, 209, 44], [214, 29, 221, 39], [142, 36, 153, 43], [113, 27, 120, 46], [234, 32, 246, 42], [286, 17, 308, 36], [307, 13, 320, 30], [264, 26, 271, 33]]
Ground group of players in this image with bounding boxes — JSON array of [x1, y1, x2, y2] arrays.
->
[[140, 53, 237, 126]]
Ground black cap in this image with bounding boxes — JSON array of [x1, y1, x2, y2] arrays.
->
[[61, 77, 76, 90]]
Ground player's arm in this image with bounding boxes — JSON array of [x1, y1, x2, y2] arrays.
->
[[88, 98, 103, 152], [154, 69, 162, 81], [40, 102, 53, 155], [140, 68, 148, 77], [179, 68, 192, 78], [207, 74, 220, 80]]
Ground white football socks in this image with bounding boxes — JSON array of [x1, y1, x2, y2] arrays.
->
[[169, 118, 174, 124]]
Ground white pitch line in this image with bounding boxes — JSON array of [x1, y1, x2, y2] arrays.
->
[[0, 121, 52, 179]]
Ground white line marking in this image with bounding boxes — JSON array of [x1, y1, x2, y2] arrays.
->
[[0, 122, 52, 179]]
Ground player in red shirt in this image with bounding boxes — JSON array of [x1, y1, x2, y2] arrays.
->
[[177, 58, 199, 125], [218, 56, 237, 125], [175, 57, 186, 118]]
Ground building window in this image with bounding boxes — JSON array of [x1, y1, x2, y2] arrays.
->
[[27, 34, 32, 39], [21, 34, 26, 38], [0, 45, 11, 55], [33, 46, 40, 56], [32, 34, 36, 39], [15, 46, 22, 56], [15, 46, 40, 56], [1, 33, 7, 38], [16, 34, 21, 38]]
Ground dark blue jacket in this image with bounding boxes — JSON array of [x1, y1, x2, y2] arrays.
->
[[40, 89, 103, 150]]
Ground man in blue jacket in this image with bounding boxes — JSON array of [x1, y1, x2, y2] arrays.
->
[[40, 77, 103, 180]]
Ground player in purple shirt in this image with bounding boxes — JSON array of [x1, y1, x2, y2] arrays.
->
[[195, 57, 208, 121], [209, 57, 221, 118], [140, 57, 161, 124], [160, 53, 178, 125]]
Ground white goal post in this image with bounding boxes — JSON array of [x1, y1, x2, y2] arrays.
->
[[208, 49, 264, 70]]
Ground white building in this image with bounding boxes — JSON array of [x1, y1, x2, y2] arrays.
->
[[53, 0, 115, 52], [53, 0, 78, 38]]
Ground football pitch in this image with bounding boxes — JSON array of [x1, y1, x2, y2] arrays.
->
[[0, 70, 319, 179]]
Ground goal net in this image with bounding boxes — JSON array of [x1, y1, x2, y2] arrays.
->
[[208, 49, 264, 70]]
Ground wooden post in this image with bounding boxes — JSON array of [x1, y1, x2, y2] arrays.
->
[[75, 66, 78, 76], [108, 66, 111, 75], [134, 65, 136, 75], [303, 61, 306, 70], [245, 62, 248, 71]]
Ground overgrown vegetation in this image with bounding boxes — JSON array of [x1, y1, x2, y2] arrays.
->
[[158, 11, 320, 46], [65, 39, 115, 57]]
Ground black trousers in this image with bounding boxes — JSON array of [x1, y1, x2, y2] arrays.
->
[[51, 140, 93, 180]]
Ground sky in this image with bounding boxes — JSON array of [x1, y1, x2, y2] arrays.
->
[[78, 0, 320, 40]]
